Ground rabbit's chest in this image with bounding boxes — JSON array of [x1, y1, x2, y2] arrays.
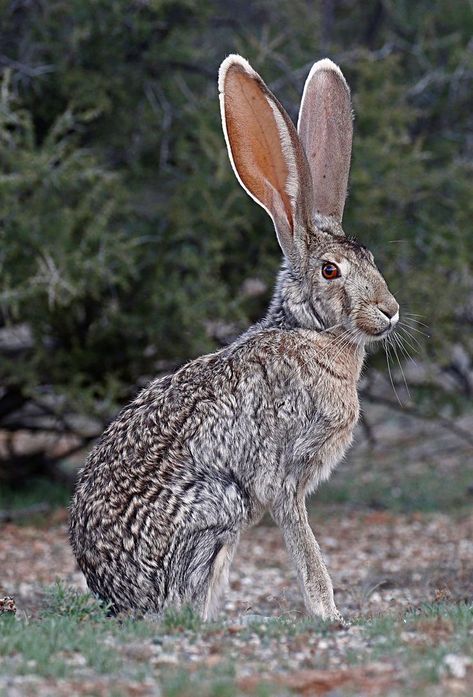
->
[[290, 382, 360, 488]]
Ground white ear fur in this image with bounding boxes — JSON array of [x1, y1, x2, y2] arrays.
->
[[298, 59, 349, 115], [267, 99, 300, 212], [218, 54, 254, 92]]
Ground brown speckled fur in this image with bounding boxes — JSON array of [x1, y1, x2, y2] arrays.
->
[[69, 55, 399, 623]]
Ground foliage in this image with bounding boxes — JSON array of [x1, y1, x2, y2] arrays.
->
[[0, 478, 69, 512], [162, 604, 204, 632], [0, 0, 471, 471], [41, 580, 111, 621]]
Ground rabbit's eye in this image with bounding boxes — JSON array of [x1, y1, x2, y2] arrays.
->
[[321, 262, 340, 280]]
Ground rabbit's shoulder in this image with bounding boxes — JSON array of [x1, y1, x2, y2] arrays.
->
[[238, 327, 360, 385]]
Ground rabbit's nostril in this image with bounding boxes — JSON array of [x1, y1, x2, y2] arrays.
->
[[378, 307, 393, 320], [377, 301, 399, 322]]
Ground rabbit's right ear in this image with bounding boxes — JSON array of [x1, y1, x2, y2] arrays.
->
[[219, 55, 313, 261], [297, 59, 353, 223]]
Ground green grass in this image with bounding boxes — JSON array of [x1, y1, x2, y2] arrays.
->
[[41, 579, 112, 620], [1, 583, 471, 696], [161, 604, 205, 633], [0, 583, 154, 680], [159, 665, 259, 697], [359, 602, 473, 683], [0, 613, 118, 678], [239, 614, 333, 640]]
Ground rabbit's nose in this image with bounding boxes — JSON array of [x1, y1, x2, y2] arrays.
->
[[377, 300, 399, 326]]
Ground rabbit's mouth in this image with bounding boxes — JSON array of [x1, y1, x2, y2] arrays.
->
[[373, 325, 394, 339], [354, 308, 399, 341]]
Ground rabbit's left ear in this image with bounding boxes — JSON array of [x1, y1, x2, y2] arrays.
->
[[219, 55, 313, 261], [297, 59, 353, 223]]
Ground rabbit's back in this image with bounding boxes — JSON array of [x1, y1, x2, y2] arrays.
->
[[69, 335, 279, 612]]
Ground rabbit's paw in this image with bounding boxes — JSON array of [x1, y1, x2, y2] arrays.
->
[[330, 609, 351, 629]]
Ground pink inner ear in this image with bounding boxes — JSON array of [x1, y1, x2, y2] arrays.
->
[[223, 63, 295, 231]]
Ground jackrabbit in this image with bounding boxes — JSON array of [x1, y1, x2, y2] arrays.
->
[[69, 55, 399, 623]]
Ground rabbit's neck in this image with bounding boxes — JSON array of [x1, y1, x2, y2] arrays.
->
[[262, 263, 326, 332]]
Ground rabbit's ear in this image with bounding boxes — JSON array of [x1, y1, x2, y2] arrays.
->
[[219, 55, 313, 260], [297, 59, 353, 223]]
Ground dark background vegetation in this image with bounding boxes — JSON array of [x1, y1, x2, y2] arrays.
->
[[0, 0, 472, 490]]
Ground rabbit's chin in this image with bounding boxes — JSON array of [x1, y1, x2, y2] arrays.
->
[[347, 322, 394, 344], [362, 325, 394, 343]]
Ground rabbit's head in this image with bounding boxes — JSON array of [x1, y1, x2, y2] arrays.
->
[[219, 55, 399, 343]]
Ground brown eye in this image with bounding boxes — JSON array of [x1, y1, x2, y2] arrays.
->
[[321, 262, 340, 280]]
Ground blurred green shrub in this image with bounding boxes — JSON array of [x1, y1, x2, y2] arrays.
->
[[0, 0, 471, 459]]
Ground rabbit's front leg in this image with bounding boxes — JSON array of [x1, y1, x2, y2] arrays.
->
[[271, 488, 345, 624]]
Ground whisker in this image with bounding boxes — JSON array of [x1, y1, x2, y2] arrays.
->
[[320, 323, 344, 334], [398, 323, 423, 343], [329, 332, 356, 364], [384, 339, 403, 407], [397, 326, 422, 353], [395, 332, 417, 363], [355, 334, 364, 357], [401, 319, 430, 332], [389, 335, 410, 399], [399, 321, 430, 338], [320, 328, 354, 357], [403, 315, 429, 328], [330, 328, 361, 365], [392, 331, 414, 362], [307, 328, 357, 394]]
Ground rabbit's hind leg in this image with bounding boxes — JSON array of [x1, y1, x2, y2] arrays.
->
[[202, 542, 237, 621], [176, 528, 238, 621]]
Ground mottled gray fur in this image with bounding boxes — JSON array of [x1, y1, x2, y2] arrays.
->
[[69, 55, 399, 623]]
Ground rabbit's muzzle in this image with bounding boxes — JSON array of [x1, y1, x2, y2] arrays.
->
[[355, 295, 399, 340]]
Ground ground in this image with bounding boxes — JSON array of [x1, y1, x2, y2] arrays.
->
[[0, 406, 472, 696]]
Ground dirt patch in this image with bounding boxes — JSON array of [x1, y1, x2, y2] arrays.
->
[[1, 509, 472, 620]]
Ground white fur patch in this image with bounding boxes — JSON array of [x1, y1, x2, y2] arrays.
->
[[203, 544, 233, 621], [267, 97, 299, 209], [218, 54, 256, 94], [306, 58, 347, 85], [297, 58, 350, 134]]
